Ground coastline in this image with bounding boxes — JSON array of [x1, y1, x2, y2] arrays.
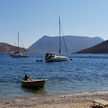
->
[[1, 91, 108, 108]]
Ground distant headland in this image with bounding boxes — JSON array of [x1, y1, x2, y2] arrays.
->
[[0, 42, 29, 53], [76, 40, 108, 54]]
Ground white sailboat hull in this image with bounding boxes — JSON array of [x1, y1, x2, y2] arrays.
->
[[10, 52, 29, 58], [45, 55, 68, 62]]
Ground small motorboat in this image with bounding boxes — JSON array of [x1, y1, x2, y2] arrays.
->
[[21, 79, 47, 88], [36, 59, 43, 62]]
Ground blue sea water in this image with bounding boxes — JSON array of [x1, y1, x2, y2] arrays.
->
[[0, 54, 108, 97]]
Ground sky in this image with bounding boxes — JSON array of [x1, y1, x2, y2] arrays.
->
[[0, 0, 108, 48]]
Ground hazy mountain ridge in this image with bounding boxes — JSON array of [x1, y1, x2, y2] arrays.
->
[[0, 42, 29, 53], [28, 35, 104, 54], [76, 40, 108, 54]]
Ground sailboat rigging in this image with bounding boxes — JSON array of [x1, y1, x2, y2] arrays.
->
[[45, 17, 68, 62], [10, 32, 29, 58], [59, 17, 61, 54]]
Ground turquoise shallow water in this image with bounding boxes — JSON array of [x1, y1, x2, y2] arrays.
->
[[0, 54, 108, 97]]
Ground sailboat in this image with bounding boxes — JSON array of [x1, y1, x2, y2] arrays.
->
[[10, 32, 29, 58], [45, 18, 68, 62]]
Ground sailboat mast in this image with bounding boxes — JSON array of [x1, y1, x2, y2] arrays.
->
[[59, 17, 61, 54], [18, 32, 20, 52]]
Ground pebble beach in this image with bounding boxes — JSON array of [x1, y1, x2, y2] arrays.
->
[[1, 92, 108, 108]]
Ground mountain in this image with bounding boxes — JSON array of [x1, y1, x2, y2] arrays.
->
[[0, 42, 29, 53], [28, 35, 104, 54], [76, 40, 108, 54]]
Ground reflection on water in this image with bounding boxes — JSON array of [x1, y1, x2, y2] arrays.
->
[[21, 87, 46, 95]]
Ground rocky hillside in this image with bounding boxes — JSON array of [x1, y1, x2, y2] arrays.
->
[[28, 35, 104, 54], [76, 40, 108, 54], [0, 42, 28, 53]]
